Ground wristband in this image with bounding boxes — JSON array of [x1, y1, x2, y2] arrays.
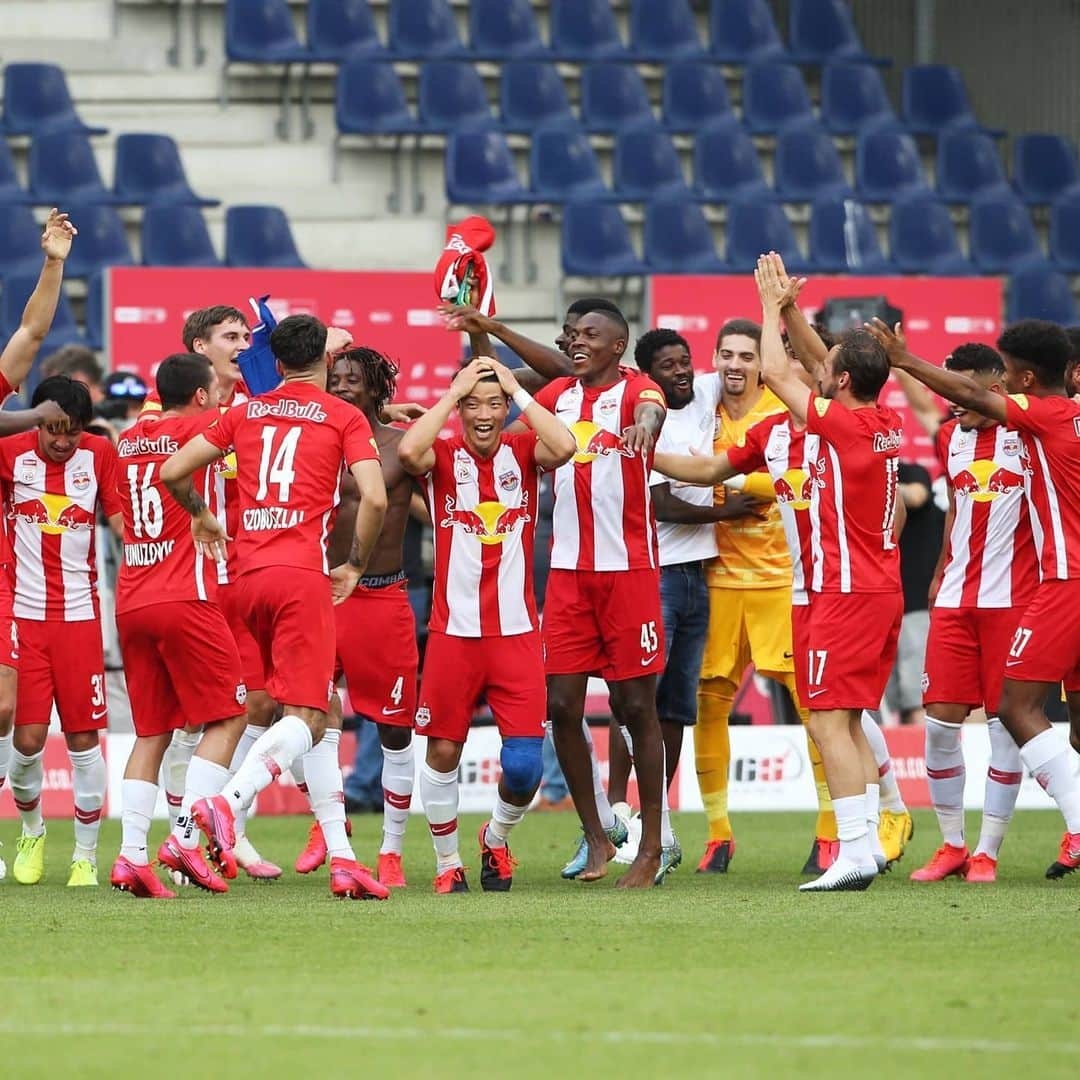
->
[[512, 388, 533, 411]]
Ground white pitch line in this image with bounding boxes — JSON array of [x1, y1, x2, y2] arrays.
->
[[0, 1022, 1074, 1056]]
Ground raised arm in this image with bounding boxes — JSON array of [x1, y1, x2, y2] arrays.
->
[[0, 399, 67, 436], [442, 305, 574, 386], [486, 357, 575, 469], [0, 209, 78, 390], [893, 366, 945, 438], [756, 256, 810, 425], [865, 319, 1008, 424], [771, 253, 827, 385]]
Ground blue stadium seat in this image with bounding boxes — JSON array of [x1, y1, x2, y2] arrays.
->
[[662, 61, 734, 132], [725, 198, 807, 272], [774, 124, 852, 201], [501, 62, 575, 132], [419, 62, 496, 132], [549, 0, 630, 61], [0, 206, 49, 278], [1014, 134, 1080, 205], [141, 206, 222, 267], [0, 140, 32, 205], [613, 130, 690, 201], [809, 196, 893, 273], [335, 59, 420, 134], [1, 273, 85, 354], [888, 195, 973, 275], [820, 63, 897, 135], [902, 65, 1004, 137], [225, 205, 306, 267], [709, 0, 786, 63], [388, 0, 467, 58], [788, 0, 887, 65], [580, 64, 657, 133], [935, 129, 1010, 205], [644, 199, 725, 273], [630, 0, 705, 61], [969, 191, 1047, 274], [530, 128, 612, 201], [1007, 268, 1078, 324], [694, 117, 773, 201], [446, 131, 536, 205], [113, 134, 219, 207], [224, 0, 311, 62], [0, 63, 107, 136], [85, 270, 104, 351], [307, 0, 385, 61], [1050, 190, 1080, 272], [469, 0, 548, 59], [63, 204, 134, 280], [742, 62, 815, 134], [28, 131, 119, 205], [561, 201, 647, 276], [855, 129, 930, 201]]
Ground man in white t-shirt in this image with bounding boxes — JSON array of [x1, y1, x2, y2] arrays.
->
[[607, 330, 769, 811]]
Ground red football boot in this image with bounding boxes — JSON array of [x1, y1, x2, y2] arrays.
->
[[157, 837, 228, 893], [478, 824, 517, 892], [964, 853, 998, 883], [376, 852, 407, 888], [329, 857, 390, 900], [1046, 831, 1080, 879], [433, 866, 469, 894], [910, 843, 970, 882], [191, 795, 237, 878], [110, 855, 177, 899], [295, 822, 327, 874]]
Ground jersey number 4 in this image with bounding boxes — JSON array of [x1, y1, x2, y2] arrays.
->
[[256, 425, 302, 502]]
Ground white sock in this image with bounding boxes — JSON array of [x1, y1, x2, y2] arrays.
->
[[486, 796, 528, 847], [661, 744, 674, 848], [10, 748, 44, 836], [380, 743, 414, 855], [1020, 727, 1080, 833], [228, 724, 266, 839], [224, 715, 312, 813], [175, 756, 230, 850], [70, 745, 106, 863], [0, 730, 12, 788], [582, 719, 616, 831], [302, 729, 354, 861], [865, 782, 886, 865], [162, 729, 200, 828], [975, 717, 1022, 859], [420, 763, 461, 870], [925, 718, 966, 847], [861, 710, 907, 812], [833, 792, 872, 867], [120, 778, 158, 865]]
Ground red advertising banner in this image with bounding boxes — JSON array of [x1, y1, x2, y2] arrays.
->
[[649, 275, 1003, 470], [107, 268, 462, 412]]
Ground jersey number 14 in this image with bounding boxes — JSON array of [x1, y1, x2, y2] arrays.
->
[[256, 425, 302, 503]]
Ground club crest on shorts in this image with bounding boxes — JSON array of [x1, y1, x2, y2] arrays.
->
[[921, 672, 930, 693], [415, 706, 431, 729], [235, 683, 248, 706]]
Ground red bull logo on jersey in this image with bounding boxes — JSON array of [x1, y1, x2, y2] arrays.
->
[[951, 459, 1025, 503], [570, 420, 634, 465], [773, 468, 816, 511], [9, 494, 95, 535], [439, 492, 531, 545]]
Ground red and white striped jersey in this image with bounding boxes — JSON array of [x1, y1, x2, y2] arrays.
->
[[0, 431, 121, 621], [534, 369, 666, 572], [1004, 393, 1080, 581], [728, 413, 819, 606], [116, 413, 218, 614], [805, 392, 902, 595], [421, 432, 539, 638], [934, 418, 1038, 609]]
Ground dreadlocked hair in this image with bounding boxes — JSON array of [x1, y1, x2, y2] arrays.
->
[[339, 347, 399, 411]]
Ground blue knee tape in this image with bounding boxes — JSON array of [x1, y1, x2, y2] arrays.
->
[[500, 737, 544, 796]]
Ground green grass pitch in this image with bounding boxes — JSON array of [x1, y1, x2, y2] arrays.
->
[[2, 810, 1077, 1079]]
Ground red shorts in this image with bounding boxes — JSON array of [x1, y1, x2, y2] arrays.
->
[[1001, 580, 1080, 692], [230, 566, 336, 712], [118, 601, 247, 738], [416, 629, 546, 744], [806, 591, 903, 710], [542, 568, 664, 681], [0, 570, 17, 669], [219, 581, 266, 693], [923, 605, 1022, 714], [334, 581, 418, 728], [791, 600, 811, 708], [15, 617, 107, 733]]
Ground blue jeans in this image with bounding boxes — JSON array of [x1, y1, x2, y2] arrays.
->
[[540, 727, 569, 802], [343, 717, 383, 806], [656, 562, 710, 725]]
